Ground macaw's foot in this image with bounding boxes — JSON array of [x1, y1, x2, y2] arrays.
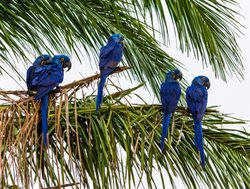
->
[[110, 66, 121, 74], [27, 90, 37, 96]]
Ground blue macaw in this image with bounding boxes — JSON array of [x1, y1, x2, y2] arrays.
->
[[160, 69, 182, 151], [32, 55, 72, 147], [96, 34, 124, 112], [186, 76, 210, 167], [26, 54, 52, 92]]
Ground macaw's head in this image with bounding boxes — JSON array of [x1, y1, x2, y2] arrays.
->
[[165, 69, 182, 81], [192, 76, 210, 89], [108, 33, 124, 44], [51, 55, 72, 71], [33, 54, 52, 66]]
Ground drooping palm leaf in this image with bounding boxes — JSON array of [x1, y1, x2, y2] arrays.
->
[[164, 0, 243, 80]]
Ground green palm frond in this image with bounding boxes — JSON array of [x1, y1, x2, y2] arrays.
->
[[164, 0, 243, 80], [0, 0, 243, 95], [0, 78, 249, 189]]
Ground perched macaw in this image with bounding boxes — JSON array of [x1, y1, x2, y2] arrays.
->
[[160, 69, 182, 151], [26, 54, 52, 92], [32, 55, 72, 146], [186, 76, 210, 167], [96, 34, 124, 112]]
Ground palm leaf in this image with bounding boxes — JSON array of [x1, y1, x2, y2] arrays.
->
[[0, 75, 249, 189], [0, 0, 243, 96]]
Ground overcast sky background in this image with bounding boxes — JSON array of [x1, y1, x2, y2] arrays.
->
[[1, 1, 249, 188]]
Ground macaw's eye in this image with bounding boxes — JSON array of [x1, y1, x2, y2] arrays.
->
[[61, 58, 65, 62], [202, 76, 206, 81]]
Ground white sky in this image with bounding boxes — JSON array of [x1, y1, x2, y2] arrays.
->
[[0, 1, 249, 188]]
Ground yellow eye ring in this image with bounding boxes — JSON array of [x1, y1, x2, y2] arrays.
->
[[61, 58, 65, 62]]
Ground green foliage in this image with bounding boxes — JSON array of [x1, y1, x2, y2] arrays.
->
[[0, 0, 243, 96], [0, 83, 249, 189]]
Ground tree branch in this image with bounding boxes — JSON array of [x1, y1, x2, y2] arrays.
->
[[0, 66, 132, 96]]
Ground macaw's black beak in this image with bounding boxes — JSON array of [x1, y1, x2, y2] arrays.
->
[[205, 81, 210, 89], [63, 61, 72, 72]]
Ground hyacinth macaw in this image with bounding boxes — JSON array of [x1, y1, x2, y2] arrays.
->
[[32, 55, 72, 147], [186, 76, 210, 167], [160, 69, 182, 151], [96, 34, 124, 112], [26, 54, 52, 92]]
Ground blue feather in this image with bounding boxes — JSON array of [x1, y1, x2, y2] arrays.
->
[[160, 69, 182, 151], [26, 66, 35, 90], [186, 75, 210, 167], [96, 34, 124, 111], [34, 85, 55, 101], [26, 54, 51, 91], [28, 55, 71, 178], [194, 121, 205, 167], [41, 95, 49, 146], [32, 55, 71, 146], [96, 75, 107, 112], [160, 113, 171, 151]]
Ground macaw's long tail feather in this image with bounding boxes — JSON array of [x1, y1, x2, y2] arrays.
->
[[36, 94, 49, 179], [160, 113, 171, 151], [34, 86, 54, 101], [41, 94, 49, 147], [96, 74, 107, 112], [194, 121, 205, 167], [37, 114, 45, 178]]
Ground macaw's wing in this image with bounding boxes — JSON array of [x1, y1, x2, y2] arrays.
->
[[160, 82, 181, 114], [186, 86, 208, 122], [34, 65, 51, 75], [99, 41, 116, 59], [26, 66, 35, 90], [34, 68, 63, 101], [99, 43, 123, 68], [36, 70, 63, 87], [113, 44, 123, 62], [31, 66, 50, 86], [32, 65, 62, 86]]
